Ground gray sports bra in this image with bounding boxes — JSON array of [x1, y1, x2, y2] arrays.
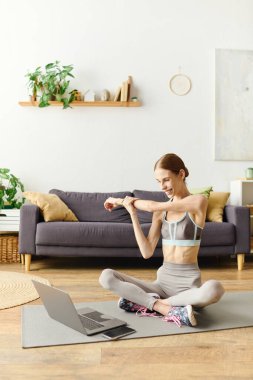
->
[[161, 209, 203, 247]]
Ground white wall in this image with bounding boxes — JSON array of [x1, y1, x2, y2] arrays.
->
[[1, 0, 253, 193]]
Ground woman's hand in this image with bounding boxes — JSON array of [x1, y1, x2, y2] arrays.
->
[[121, 196, 139, 215], [104, 197, 120, 212], [104, 196, 139, 214]]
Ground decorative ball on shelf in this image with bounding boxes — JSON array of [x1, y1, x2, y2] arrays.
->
[[101, 89, 110, 101]]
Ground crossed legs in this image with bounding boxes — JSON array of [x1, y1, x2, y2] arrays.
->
[[99, 268, 225, 316]]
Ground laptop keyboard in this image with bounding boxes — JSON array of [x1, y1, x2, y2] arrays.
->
[[79, 315, 104, 330]]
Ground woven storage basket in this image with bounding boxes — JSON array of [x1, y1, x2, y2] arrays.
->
[[0, 234, 19, 263]]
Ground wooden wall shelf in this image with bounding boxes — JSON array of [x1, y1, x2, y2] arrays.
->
[[18, 101, 141, 107]]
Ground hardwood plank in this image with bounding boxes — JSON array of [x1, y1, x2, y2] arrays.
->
[[102, 342, 253, 365]]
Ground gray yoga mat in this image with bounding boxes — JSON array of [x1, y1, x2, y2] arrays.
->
[[22, 291, 253, 348]]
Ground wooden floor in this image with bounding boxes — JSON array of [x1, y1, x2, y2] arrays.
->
[[1, 255, 253, 380]]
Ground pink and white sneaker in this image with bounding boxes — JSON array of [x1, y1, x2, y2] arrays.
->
[[162, 305, 197, 327], [118, 293, 161, 317]]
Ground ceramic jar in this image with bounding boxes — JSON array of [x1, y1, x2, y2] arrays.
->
[[245, 168, 253, 179]]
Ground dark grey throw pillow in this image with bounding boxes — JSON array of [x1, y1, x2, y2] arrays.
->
[[49, 189, 133, 223]]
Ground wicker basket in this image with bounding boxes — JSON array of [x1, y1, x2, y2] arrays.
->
[[0, 234, 19, 263]]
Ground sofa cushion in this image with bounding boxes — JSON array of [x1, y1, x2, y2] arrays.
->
[[35, 221, 233, 250], [133, 189, 168, 223], [200, 222, 235, 246], [49, 189, 133, 223], [36, 221, 142, 248], [206, 192, 230, 222]]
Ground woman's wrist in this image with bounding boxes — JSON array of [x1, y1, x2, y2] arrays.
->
[[118, 197, 140, 207], [118, 198, 124, 206]]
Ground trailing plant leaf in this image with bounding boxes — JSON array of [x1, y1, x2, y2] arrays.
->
[[69, 91, 76, 103], [39, 92, 51, 107], [45, 63, 55, 70], [62, 98, 71, 109], [0, 169, 10, 174], [0, 173, 9, 179]]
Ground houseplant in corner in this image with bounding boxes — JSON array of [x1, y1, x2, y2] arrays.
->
[[0, 169, 25, 210], [26, 61, 76, 109]]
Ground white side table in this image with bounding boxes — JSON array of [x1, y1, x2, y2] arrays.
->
[[0, 209, 20, 232]]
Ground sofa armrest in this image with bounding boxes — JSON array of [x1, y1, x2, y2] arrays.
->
[[224, 205, 250, 254], [19, 204, 43, 255]]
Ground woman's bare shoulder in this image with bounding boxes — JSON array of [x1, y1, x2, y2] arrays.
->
[[189, 194, 208, 207]]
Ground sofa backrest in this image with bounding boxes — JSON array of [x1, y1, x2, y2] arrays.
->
[[133, 189, 168, 223], [49, 189, 133, 223]]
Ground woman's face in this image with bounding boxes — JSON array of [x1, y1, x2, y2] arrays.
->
[[154, 168, 184, 198]]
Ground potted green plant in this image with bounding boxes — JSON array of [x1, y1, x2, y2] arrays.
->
[[0, 169, 25, 210], [26, 61, 76, 109], [26, 66, 42, 101]]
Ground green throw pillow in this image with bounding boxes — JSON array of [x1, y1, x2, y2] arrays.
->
[[190, 186, 213, 198]]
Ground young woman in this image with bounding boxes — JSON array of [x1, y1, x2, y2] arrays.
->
[[99, 153, 225, 327]]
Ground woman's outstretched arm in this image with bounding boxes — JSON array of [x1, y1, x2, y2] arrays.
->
[[133, 195, 208, 215], [105, 195, 207, 215]]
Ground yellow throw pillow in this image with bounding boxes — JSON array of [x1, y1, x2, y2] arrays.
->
[[206, 192, 230, 222], [23, 192, 78, 222]]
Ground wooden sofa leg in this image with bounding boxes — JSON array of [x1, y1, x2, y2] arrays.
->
[[21, 254, 25, 265], [25, 254, 32, 271], [237, 254, 245, 271]]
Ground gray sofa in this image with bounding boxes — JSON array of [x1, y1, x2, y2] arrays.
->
[[19, 189, 250, 271]]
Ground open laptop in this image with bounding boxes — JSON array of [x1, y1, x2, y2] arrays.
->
[[32, 280, 126, 336]]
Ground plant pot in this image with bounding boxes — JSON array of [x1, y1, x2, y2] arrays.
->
[[3, 204, 14, 209], [245, 168, 253, 179], [48, 94, 56, 101]]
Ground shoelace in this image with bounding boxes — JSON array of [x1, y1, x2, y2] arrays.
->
[[162, 314, 182, 327], [135, 306, 162, 318], [135, 305, 183, 327]]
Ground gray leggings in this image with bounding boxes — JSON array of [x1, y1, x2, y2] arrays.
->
[[99, 262, 225, 310]]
